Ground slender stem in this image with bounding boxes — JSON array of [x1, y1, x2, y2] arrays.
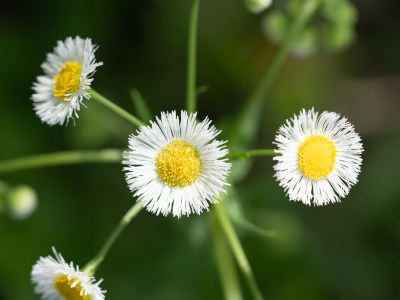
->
[[90, 89, 145, 127], [0, 149, 123, 174], [83, 202, 143, 276], [228, 149, 278, 160], [211, 213, 243, 300], [227, 0, 321, 147], [214, 203, 264, 300], [186, 0, 200, 113], [231, 214, 276, 239], [129, 88, 152, 122]]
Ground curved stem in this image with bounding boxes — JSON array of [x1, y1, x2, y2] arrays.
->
[[186, 0, 200, 113], [0, 149, 123, 174], [83, 202, 143, 276], [90, 89, 145, 127], [231, 214, 276, 239], [214, 203, 264, 300], [228, 149, 278, 160], [227, 0, 321, 147]]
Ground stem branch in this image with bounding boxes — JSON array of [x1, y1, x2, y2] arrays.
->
[[90, 89, 145, 127], [227, 0, 321, 147], [83, 202, 143, 276], [228, 149, 277, 160], [0, 149, 123, 174]]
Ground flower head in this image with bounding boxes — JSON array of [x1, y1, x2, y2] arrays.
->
[[123, 111, 231, 218], [273, 108, 363, 205], [32, 36, 103, 126], [31, 247, 106, 300]]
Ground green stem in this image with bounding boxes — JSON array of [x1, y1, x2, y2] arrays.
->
[[186, 0, 200, 113], [90, 89, 145, 127], [129, 88, 152, 123], [83, 201, 143, 276], [231, 214, 276, 239], [228, 149, 278, 160], [211, 213, 243, 300], [227, 0, 321, 147], [214, 203, 264, 300], [0, 149, 123, 174]]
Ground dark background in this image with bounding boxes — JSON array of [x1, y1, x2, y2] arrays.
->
[[0, 0, 399, 299]]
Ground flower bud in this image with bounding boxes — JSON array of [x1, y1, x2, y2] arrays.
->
[[7, 185, 38, 220]]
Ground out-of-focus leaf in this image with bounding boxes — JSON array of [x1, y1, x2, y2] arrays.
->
[[129, 88, 152, 123], [252, 209, 305, 256], [224, 185, 275, 239], [231, 213, 276, 238]]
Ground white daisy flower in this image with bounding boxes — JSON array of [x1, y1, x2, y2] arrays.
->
[[31, 36, 103, 126], [31, 247, 106, 300], [123, 111, 231, 218], [273, 108, 363, 205]]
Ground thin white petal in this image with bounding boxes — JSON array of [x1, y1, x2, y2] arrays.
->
[[273, 108, 363, 205], [31, 36, 102, 126], [122, 111, 231, 218]]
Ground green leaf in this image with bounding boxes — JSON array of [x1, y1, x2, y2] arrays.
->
[[129, 88, 153, 123]]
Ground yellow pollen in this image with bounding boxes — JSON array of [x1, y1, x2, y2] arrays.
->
[[297, 135, 336, 180], [54, 275, 90, 300], [53, 62, 81, 100], [155, 140, 201, 187]]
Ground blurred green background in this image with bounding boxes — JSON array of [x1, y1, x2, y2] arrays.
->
[[1, 0, 400, 299]]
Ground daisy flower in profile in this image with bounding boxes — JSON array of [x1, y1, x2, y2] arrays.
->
[[123, 111, 231, 218], [273, 108, 363, 206], [31, 36, 103, 126], [31, 247, 105, 300]]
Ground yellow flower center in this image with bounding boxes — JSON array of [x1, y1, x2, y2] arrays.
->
[[53, 62, 81, 100], [155, 140, 201, 187], [297, 135, 336, 180], [54, 275, 90, 300]]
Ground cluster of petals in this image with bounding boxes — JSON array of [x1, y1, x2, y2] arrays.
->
[[31, 247, 105, 300]]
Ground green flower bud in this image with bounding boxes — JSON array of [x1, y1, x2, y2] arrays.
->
[[7, 185, 38, 220], [262, 11, 288, 43], [292, 27, 318, 57], [321, 23, 355, 52]]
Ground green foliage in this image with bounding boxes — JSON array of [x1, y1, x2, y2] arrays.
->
[[0, 0, 399, 299], [262, 0, 358, 56]]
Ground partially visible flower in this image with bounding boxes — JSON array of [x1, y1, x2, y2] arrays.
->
[[32, 36, 103, 126], [31, 247, 105, 300], [273, 108, 363, 205], [123, 111, 231, 218], [245, 0, 272, 14], [7, 185, 37, 220]]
